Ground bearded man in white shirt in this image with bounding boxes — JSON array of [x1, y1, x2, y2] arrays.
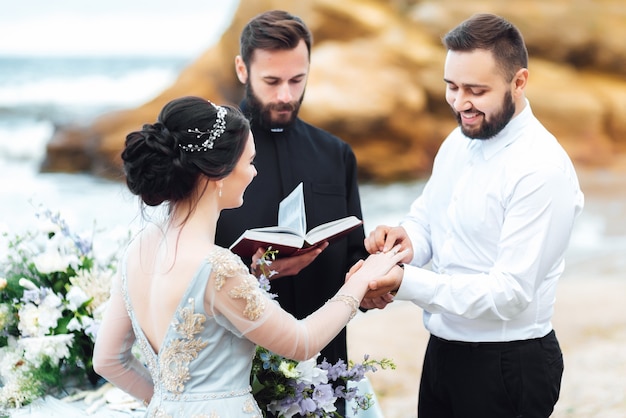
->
[[361, 13, 584, 418]]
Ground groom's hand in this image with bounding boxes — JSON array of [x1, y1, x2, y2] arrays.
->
[[360, 292, 395, 310], [365, 264, 403, 298], [364, 225, 413, 264]]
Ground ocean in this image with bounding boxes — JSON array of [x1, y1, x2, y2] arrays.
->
[[0, 54, 623, 276], [0, 54, 420, 238], [0, 55, 197, 234]]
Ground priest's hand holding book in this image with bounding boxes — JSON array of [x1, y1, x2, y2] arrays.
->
[[230, 183, 363, 259], [250, 241, 329, 279]]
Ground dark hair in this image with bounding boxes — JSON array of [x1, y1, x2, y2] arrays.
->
[[122, 96, 250, 207], [239, 10, 312, 68], [442, 13, 528, 81]]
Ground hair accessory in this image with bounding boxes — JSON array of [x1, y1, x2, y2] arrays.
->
[[179, 102, 227, 152]]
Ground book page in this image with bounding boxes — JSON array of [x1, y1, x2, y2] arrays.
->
[[304, 216, 362, 245], [277, 182, 306, 236]]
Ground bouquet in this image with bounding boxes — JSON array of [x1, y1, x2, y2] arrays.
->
[[252, 248, 395, 417], [251, 346, 395, 417], [0, 208, 127, 409]]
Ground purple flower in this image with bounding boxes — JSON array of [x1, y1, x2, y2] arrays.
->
[[321, 358, 347, 381], [37, 209, 93, 256], [299, 397, 317, 414], [312, 382, 335, 404], [252, 348, 395, 417]]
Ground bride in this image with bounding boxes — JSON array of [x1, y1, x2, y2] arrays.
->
[[92, 96, 406, 417]]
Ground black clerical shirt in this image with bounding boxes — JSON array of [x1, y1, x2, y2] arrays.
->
[[215, 103, 368, 365]]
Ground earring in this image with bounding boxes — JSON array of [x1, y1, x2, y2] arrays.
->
[[218, 186, 222, 198]]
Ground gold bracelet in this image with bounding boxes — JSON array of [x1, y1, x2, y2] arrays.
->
[[329, 294, 360, 321]]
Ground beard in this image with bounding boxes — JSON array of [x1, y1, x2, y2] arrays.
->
[[244, 82, 304, 131], [456, 90, 516, 140]]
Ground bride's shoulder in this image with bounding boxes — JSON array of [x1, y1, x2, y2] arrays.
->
[[206, 246, 250, 287]]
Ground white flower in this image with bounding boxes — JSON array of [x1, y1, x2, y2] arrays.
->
[[19, 334, 74, 367], [17, 293, 63, 337], [16, 304, 41, 337], [268, 400, 302, 418], [32, 233, 81, 274], [33, 251, 68, 274], [67, 317, 83, 332], [71, 268, 112, 314], [18, 278, 38, 291], [278, 360, 300, 379], [295, 354, 328, 386], [0, 344, 25, 379], [0, 373, 41, 409], [66, 285, 89, 311], [36, 217, 61, 236]]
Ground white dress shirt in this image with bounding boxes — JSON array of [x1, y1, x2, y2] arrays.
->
[[396, 100, 584, 342]]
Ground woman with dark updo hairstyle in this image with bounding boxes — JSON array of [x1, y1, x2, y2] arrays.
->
[[93, 96, 406, 417], [122, 96, 250, 208]]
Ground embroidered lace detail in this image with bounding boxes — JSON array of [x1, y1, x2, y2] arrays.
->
[[160, 298, 208, 394], [229, 275, 266, 320], [151, 407, 172, 418], [243, 397, 261, 416], [207, 247, 250, 290], [149, 406, 220, 418], [207, 247, 266, 320], [161, 386, 252, 401]]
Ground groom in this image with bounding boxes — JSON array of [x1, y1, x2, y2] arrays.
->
[[363, 13, 584, 417]]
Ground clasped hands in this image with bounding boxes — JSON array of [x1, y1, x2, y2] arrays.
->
[[249, 225, 412, 309], [349, 225, 413, 309]]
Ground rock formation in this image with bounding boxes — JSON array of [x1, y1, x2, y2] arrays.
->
[[42, 0, 626, 182]]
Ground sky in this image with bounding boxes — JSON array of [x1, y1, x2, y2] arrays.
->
[[0, 0, 239, 57]]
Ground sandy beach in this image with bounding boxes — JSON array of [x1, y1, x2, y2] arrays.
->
[[348, 168, 626, 418]]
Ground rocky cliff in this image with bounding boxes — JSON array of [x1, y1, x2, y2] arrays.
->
[[42, 0, 626, 182]]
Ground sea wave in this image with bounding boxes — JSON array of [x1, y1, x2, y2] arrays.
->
[[0, 56, 188, 118], [0, 56, 192, 163]]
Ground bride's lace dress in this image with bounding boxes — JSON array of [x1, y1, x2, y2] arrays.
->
[[121, 247, 262, 417], [93, 246, 358, 417]]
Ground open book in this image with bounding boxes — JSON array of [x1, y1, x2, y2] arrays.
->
[[229, 183, 363, 258]]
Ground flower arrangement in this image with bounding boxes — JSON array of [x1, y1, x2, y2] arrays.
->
[[252, 248, 395, 417], [0, 210, 396, 417], [251, 346, 395, 417], [0, 208, 127, 409]]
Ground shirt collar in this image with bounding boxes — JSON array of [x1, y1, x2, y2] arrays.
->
[[478, 98, 532, 161]]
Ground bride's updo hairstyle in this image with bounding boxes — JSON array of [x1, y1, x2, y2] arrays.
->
[[122, 96, 250, 207]]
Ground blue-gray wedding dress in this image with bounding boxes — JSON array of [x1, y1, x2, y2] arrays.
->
[[93, 245, 359, 418]]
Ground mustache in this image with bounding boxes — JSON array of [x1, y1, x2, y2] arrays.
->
[[268, 102, 297, 112]]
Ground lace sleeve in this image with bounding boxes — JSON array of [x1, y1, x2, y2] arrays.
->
[[206, 247, 266, 322], [205, 247, 360, 361], [92, 270, 154, 403]]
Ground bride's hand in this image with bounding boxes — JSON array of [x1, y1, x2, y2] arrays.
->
[[351, 245, 408, 280]]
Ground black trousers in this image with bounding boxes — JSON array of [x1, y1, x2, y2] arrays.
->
[[418, 330, 563, 418]]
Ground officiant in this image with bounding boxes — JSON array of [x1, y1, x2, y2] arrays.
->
[[215, 11, 369, 412]]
